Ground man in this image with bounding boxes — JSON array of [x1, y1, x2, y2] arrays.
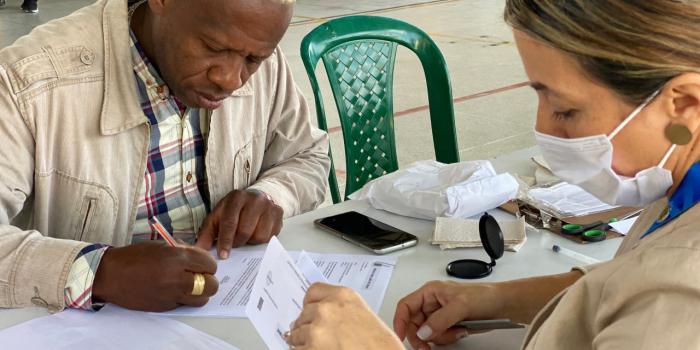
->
[[0, 0, 38, 13], [22, 0, 38, 13], [0, 0, 330, 313]]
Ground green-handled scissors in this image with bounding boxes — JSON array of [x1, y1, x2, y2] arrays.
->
[[562, 222, 611, 242], [561, 210, 642, 242], [561, 221, 606, 236]]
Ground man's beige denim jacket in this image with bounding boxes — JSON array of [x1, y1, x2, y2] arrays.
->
[[0, 0, 330, 312]]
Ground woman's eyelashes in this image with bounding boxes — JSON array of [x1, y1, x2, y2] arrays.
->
[[553, 109, 577, 120]]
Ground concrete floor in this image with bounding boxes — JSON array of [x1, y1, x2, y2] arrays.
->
[[0, 0, 537, 204]]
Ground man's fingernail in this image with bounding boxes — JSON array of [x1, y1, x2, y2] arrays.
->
[[219, 250, 229, 259], [417, 325, 433, 341], [457, 330, 469, 339]]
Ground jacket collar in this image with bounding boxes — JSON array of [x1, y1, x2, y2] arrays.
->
[[99, 0, 253, 135], [100, 0, 146, 136]]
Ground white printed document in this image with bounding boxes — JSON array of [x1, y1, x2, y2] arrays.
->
[[0, 305, 239, 350], [300, 251, 396, 312], [159, 248, 266, 318], [159, 245, 397, 318], [245, 237, 327, 350]]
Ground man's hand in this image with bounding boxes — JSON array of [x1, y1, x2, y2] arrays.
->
[[92, 241, 219, 312], [195, 189, 283, 259]]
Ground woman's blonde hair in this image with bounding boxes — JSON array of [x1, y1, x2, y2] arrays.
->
[[504, 0, 700, 104]]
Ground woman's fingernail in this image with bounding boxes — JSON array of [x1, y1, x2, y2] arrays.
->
[[457, 330, 469, 339], [417, 325, 433, 341], [219, 250, 229, 260]]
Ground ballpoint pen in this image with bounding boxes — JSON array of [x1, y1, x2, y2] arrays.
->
[[150, 216, 177, 246]]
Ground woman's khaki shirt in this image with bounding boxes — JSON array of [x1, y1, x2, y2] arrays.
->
[[523, 198, 700, 349]]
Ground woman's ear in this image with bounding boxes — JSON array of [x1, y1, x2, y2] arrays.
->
[[657, 73, 700, 145], [664, 73, 700, 130]]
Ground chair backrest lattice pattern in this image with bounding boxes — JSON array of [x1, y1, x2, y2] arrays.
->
[[323, 40, 398, 192]]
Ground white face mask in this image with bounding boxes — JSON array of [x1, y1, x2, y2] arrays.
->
[[535, 90, 677, 206]]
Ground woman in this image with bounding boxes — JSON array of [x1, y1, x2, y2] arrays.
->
[[286, 1, 700, 349]]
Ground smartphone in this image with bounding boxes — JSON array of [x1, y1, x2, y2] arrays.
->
[[456, 319, 525, 331], [314, 211, 418, 254]]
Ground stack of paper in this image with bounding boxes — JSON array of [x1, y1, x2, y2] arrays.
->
[[246, 238, 325, 350], [432, 216, 527, 252], [158, 245, 397, 319], [245, 237, 398, 350], [0, 238, 397, 350], [527, 182, 618, 217], [0, 305, 239, 350]]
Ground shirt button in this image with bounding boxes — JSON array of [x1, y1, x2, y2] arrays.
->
[[156, 86, 164, 94], [186, 172, 193, 183], [80, 48, 94, 65]]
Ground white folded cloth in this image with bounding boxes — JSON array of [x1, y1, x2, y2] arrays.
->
[[349, 160, 520, 220]]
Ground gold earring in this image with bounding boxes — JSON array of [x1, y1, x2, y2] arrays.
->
[[665, 123, 693, 145]]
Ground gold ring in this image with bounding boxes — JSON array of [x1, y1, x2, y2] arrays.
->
[[191, 273, 206, 296]]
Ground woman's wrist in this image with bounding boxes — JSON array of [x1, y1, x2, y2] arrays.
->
[[492, 270, 583, 324], [450, 282, 508, 321], [492, 280, 531, 323], [481, 282, 509, 320]]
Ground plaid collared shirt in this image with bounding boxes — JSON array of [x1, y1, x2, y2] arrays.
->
[[62, 25, 211, 310], [129, 31, 210, 242]]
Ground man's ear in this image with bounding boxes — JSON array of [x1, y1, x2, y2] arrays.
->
[[147, 0, 168, 16], [661, 73, 700, 134]]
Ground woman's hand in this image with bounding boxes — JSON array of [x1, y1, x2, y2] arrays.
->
[[286, 284, 404, 350], [394, 271, 584, 350], [393, 281, 503, 350]]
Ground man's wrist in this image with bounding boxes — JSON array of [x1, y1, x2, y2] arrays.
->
[[92, 247, 115, 304], [246, 188, 276, 205], [64, 244, 110, 310]]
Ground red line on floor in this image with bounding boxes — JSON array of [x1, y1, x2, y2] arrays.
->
[[326, 81, 528, 134], [452, 81, 530, 104]]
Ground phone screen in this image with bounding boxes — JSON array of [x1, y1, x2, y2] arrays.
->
[[315, 211, 417, 251]]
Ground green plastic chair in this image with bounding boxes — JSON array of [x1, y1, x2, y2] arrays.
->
[[300, 15, 460, 203]]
